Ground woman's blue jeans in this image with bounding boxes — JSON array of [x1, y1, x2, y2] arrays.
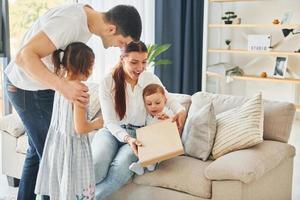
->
[[92, 126, 139, 200], [5, 79, 54, 200]]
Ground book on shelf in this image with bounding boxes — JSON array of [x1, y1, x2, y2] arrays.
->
[[136, 120, 184, 167]]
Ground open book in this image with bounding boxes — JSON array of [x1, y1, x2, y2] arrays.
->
[[136, 120, 184, 167]]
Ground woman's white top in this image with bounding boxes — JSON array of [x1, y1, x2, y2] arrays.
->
[[99, 71, 185, 142]]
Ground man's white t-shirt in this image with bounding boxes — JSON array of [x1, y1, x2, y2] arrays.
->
[[5, 4, 92, 91]]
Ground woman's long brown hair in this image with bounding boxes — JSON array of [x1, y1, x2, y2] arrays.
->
[[113, 41, 147, 120]]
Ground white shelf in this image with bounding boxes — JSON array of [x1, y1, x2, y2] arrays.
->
[[208, 49, 300, 56], [208, 24, 300, 29], [207, 72, 300, 84], [210, 0, 265, 2]]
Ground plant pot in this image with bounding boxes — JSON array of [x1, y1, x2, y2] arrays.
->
[[224, 21, 233, 24]]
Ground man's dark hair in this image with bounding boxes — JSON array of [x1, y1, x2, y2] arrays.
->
[[105, 5, 142, 41]]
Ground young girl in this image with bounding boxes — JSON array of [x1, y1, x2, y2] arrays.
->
[[35, 42, 103, 200], [129, 83, 176, 175]]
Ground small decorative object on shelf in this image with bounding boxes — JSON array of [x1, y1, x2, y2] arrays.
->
[[225, 39, 231, 49], [272, 19, 280, 24], [273, 56, 288, 78], [234, 17, 241, 24], [221, 11, 237, 24], [248, 34, 272, 51], [260, 72, 268, 78], [225, 66, 244, 83], [294, 48, 300, 53]]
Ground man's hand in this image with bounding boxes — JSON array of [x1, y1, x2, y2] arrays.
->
[[172, 110, 187, 134], [127, 137, 142, 157], [59, 79, 89, 107]]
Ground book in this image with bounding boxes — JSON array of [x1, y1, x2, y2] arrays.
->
[[136, 120, 184, 167]]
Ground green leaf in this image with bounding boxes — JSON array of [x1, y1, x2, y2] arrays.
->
[[150, 44, 171, 60], [146, 43, 172, 69], [155, 59, 172, 66]]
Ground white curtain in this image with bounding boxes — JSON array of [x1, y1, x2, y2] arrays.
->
[[78, 0, 155, 83]]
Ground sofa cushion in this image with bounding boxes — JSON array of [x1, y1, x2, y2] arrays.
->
[[212, 93, 263, 159], [16, 133, 28, 154], [168, 93, 192, 112], [0, 113, 25, 138], [133, 156, 212, 199], [183, 103, 216, 161], [205, 140, 295, 184], [190, 92, 295, 143]]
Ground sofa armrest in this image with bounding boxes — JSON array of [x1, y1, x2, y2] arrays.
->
[[205, 141, 295, 184], [0, 113, 25, 138]]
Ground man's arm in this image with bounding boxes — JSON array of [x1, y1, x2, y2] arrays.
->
[[15, 31, 89, 105]]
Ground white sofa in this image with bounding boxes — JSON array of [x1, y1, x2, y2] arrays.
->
[[0, 92, 296, 200]]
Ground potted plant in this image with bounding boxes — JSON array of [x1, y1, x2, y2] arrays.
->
[[147, 44, 172, 69], [225, 39, 231, 49], [222, 11, 237, 24]]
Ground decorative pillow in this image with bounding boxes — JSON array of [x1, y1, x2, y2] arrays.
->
[[0, 113, 25, 137], [87, 82, 101, 120], [212, 93, 264, 159], [183, 103, 217, 161]]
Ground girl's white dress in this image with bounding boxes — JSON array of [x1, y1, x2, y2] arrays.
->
[[35, 93, 95, 200]]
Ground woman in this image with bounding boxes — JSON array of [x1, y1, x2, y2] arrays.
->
[[92, 41, 187, 200]]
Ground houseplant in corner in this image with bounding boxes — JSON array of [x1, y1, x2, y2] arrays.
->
[[147, 44, 172, 69]]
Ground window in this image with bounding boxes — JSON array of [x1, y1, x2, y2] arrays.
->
[[0, 0, 73, 116]]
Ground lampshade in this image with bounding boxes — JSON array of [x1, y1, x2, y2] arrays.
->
[[282, 29, 294, 37]]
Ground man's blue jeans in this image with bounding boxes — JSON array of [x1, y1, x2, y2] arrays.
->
[[92, 127, 139, 200], [5, 79, 54, 200]]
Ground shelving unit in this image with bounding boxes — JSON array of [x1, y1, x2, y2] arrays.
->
[[208, 49, 300, 56], [297, 105, 300, 112], [208, 24, 300, 29], [209, 0, 259, 2], [203, 0, 300, 113], [207, 71, 300, 84]]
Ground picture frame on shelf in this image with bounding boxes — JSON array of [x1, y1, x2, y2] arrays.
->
[[273, 56, 288, 78]]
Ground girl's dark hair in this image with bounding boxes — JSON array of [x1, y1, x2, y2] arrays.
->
[[113, 41, 147, 120], [143, 84, 165, 99], [52, 42, 95, 78]]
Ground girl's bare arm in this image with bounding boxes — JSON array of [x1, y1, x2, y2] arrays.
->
[[73, 103, 103, 134]]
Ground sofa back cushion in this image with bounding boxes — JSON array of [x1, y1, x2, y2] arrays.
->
[[190, 92, 295, 143], [168, 93, 192, 112]]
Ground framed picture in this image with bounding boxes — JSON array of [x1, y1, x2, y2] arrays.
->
[[273, 56, 288, 78]]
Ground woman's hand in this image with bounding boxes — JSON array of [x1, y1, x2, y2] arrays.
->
[[126, 137, 142, 157], [172, 110, 187, 135]]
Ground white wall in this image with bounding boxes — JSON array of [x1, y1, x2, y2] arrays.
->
[[206, 0, 300, 116]]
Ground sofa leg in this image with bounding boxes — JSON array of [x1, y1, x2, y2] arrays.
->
[[6, 176, 20, 187]]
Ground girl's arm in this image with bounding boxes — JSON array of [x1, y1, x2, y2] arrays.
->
[[73, 103, 103, 134]]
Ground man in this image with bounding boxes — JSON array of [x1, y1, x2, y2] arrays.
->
[[5, 4, 142, 200]]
